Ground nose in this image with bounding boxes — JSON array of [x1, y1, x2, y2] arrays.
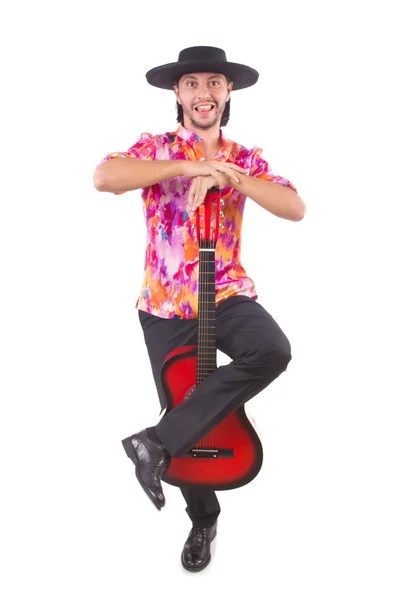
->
[[196, 82, 212, 99]]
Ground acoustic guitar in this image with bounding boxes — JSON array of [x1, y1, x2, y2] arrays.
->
[[161, 187, 263, 490]]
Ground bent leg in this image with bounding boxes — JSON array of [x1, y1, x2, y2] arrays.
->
[[156, 296, 291, 457]]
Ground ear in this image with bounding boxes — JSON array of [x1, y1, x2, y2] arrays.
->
[[226, 80, 233, 102], [173, 85, 181, 104]]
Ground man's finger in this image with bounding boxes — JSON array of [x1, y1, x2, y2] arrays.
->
[[216, 164, 240, 183], [210, 161, 249, 175], [208, 168, 224, 187], [193, 178, 203, 210], [196, 179, 206, 210], [188, 178, 196, 207], [228, 164, 249, 174]]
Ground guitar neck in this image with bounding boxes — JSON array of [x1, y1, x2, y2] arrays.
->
[[197, 244, 217, 385]]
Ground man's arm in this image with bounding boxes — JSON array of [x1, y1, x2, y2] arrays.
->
[[187, 171, 306, 221], [93, 158, 248, 195], [233, 174, 306, 222], [93, 158, 186, 194]]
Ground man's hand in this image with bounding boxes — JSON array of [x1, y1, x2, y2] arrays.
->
[[182, 159, 249, 189], [186, 163, 250, 211], [187, 174, 227, 211]]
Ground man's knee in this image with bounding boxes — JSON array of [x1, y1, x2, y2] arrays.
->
[[254, 336, 292, 374], [275, 344, 292, 372]]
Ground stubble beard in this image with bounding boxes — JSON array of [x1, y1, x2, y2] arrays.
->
[[184, 100, 226, 130]]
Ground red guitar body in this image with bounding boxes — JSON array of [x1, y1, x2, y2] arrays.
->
[[160, 188, 263, 491], [161, 345, 263, 490]]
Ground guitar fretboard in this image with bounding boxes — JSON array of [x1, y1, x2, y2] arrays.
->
[[197, 245, 217, 385]]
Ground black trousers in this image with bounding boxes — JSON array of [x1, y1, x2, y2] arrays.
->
[[138, 295, 291, 527]]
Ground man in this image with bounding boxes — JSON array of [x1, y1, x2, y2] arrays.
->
[[94, 46, 306, 572]]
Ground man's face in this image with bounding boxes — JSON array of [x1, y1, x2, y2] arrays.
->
[[173, 72, 232, 130]]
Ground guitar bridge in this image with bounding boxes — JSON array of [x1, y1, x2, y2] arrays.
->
[[186, 448, 234, 459]]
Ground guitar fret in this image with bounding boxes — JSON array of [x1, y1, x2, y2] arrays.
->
[[196, 192, 221, 385], [197, 359, 217, 362]]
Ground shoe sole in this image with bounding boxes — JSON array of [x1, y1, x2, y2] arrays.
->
[[181, 531, 217, 572], [122, 437, 163, 511]]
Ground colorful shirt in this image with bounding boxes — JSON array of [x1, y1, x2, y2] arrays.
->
[[98, 125, 298, 319]]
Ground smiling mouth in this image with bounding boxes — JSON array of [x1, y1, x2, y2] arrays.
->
[[194, 104, 215, 113]]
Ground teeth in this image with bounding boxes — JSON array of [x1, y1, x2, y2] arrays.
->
[[196, 104, 213, 112]]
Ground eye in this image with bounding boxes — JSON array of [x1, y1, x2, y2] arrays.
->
[[186, 81, 196, 87], [210, 81, 220, 86]]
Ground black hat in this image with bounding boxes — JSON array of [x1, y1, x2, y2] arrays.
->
[[145, 46, 259, 91]]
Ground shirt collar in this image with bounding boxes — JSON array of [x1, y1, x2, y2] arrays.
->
[[175, 125, 232, 160], [175, 124, 201, 145]]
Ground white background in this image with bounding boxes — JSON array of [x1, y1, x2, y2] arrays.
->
[[1, 0, 396, 598]]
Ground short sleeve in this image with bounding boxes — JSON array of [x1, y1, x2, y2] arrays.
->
[[249, 147, 298, 194], [96, 132, 157, 195]]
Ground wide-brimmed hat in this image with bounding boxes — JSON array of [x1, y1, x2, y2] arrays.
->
[[145, 46, 259, 91]]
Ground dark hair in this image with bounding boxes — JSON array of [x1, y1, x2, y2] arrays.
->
[[174, 75, 232, 127]]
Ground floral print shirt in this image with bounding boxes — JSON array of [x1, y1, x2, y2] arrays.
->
[[98, 125, 298, 319]]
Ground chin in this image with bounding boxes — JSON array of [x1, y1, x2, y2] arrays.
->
[[192, 117, 219, 130]]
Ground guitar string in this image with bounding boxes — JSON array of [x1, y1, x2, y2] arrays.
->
[[206, 194, 215, 452], [197, 192, 219, 454], [208, 196, 214, 452], [206, 201, 210, 451]]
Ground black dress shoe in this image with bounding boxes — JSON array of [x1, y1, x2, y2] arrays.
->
[[181, 522, 218, 572], [122, 429, 170, 510]]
